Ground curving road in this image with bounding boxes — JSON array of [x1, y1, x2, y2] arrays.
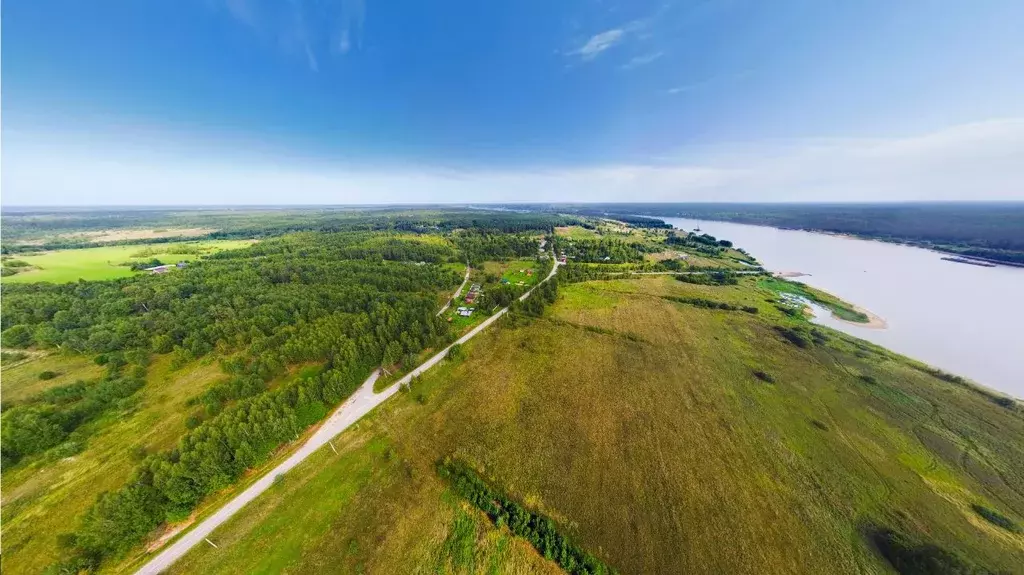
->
[[135, 257, 559, 575]]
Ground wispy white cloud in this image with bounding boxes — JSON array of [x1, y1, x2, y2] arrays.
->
[[572, 29, 625, 60], [621, 51, 664, 70], [665, 70, 753, 95], [5, 120, 1023, 205], [568, 13, 659, 63]]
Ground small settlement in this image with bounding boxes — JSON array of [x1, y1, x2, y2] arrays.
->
[[144, 262, 189, 274], [456, 283, 483, 317]]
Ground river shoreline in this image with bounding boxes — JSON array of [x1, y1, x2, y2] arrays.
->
[[660, 216, 1024, 398]]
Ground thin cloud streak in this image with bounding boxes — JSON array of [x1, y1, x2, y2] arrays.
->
[[572, 29, 625, 60], [665, 70, 753, 94], [621, 51, 664, 70]]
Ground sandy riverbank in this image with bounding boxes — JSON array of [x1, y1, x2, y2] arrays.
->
[[815, 304, 888, 329]]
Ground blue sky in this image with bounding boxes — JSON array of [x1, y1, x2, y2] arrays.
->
[[3, 0, 1024, 205]]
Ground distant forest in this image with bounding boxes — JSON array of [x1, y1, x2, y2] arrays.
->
[[516, 203, 1024, 266]]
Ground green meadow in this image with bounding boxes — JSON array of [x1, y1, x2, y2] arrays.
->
[[1, 240, 254, 284], [162, 276, 1024, 574]]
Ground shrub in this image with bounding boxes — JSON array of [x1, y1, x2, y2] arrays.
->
[[447, 344, 465, 362], [971, 504, 1021, 533], [39, 370, 59, 380], [865, 526, 985, 575], [2, 324, 34, 348], [774, 326, 810, 348]]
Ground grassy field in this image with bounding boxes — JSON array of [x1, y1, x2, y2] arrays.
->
[[0, 354, 225, 575], [1, 351, 106, 403], [160, 276, 1024, 574], [1, 240, 255, 284], [554, 225, 602, 240], [480, 259, 541, 288]]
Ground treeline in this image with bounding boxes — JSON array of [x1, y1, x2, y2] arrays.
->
[[552, 237, 654, 263], [510, 276, 559, 317], [438, 458, 617, 575], [675, 272, 740, 286], [559, 263, 623, 284], [663, 296, 758, 314], [665, 232, 732, 255], [452, 231, 542, 266]]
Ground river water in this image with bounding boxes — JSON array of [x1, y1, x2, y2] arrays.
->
[[661, 217, 1024, 398]]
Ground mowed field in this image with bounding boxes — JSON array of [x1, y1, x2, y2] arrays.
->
[[162, 276, 1024, 574], [1, 240, 255, 283]]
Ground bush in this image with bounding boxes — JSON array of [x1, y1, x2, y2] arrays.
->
[[2, 324, 34, 348], [447, 344, 465, 362], [971, 504, 1020, 533], [752, 369, 776, 383], [866, 526, 986, 575], [39, 370, 59, 380], [774, 326, 810, 348]]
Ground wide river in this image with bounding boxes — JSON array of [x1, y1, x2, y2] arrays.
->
[[661, 218, 1024, 398]]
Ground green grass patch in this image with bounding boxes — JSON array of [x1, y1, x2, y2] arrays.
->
[[554, 225, 601, 240], [1, 352, 107, 404], [1, 240, 254, 284], [758, 277, 870, 323]]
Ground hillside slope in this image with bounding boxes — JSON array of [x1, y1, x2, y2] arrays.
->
[[166, 276, 1024, 574]]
